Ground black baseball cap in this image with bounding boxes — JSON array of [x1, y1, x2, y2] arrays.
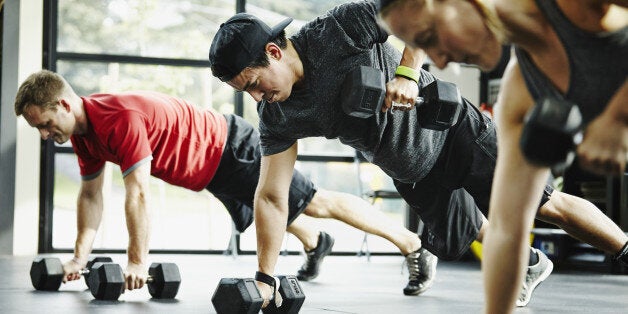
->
[[209, 13, 293, 82]]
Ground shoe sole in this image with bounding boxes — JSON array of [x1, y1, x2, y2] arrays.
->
[[516, 259, 554, 307], [297, 237, 335, 281]]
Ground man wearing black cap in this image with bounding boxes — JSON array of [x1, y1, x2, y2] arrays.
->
[[208, 0, 627, 308], [15, 69, 430, 291]]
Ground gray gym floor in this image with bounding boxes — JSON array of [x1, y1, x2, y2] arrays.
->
[[2, 253, 627, 313]]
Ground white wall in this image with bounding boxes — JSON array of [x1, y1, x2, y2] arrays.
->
[[429, 63, 481, 106], [9, 0, 44, 255]]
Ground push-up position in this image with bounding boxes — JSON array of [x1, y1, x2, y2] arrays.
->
[[14, 69, 424, 289]]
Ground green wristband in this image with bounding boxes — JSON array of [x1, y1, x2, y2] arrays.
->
[[395, 65, 420, 84]]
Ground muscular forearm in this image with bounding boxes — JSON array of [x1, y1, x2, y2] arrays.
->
[[255, 195, 289, 275], [601, 80, 628, 124], [74, 193, 104, 266], [399, 46, 426, 70], [125, 192, 151, 266]]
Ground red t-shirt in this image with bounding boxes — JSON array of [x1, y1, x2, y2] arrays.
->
[[71, 91, 227, 191]]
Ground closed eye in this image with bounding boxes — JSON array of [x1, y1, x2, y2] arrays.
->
[[36, 121, 51, 129]]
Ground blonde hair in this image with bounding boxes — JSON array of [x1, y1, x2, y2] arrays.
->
[[14, 70, 71, 116], [379, 0, 506, 43]]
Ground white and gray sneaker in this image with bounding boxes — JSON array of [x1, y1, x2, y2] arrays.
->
[[517, 248, 554, 307]]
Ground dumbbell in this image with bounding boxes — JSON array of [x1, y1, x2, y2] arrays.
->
[[340, 65, 462, 130], [211, 275, 305, 314], [84, 256, 113, 288], [87, 262, 181, 300], [520, 97, 583, 172], [30, 256, 112, 291]]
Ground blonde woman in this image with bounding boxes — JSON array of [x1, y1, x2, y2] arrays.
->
[[378, 0, 628, 313]]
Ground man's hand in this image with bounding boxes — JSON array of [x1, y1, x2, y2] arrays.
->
[[124, 262, 148, 291], [62, 258, 87, 283], [577, 112, 628, 175], [255, 279, 283, 309], [383, 77, 419, 112]]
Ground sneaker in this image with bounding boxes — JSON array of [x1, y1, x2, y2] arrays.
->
[[296, 231, 335, 281], [403, 247, 438, 296], [517, 248, 554, 307]]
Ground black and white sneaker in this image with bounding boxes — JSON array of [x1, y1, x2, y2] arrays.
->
[[403, 247, 438, 296]]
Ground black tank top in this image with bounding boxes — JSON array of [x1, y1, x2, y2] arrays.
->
[[515, 0, 628, 124]]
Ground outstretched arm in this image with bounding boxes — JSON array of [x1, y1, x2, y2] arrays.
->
[[62, 170, 105, 282], [122, 161, 152, 291], [483, 58, 550, 314], [254, 143, 298, 306]]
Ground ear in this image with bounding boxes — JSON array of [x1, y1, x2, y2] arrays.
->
[[265, 43, 283, 60], [59, 99, 72, 112]]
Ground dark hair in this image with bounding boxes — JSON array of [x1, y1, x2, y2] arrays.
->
[[248, 31, 288, 69]]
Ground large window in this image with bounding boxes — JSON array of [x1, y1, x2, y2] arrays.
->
[[45, 0, 409, 255]]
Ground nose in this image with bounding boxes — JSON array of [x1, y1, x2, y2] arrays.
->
[[39, 129, 50, 140], [248, 90, 264, 102]]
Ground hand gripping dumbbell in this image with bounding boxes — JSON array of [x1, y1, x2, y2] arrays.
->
[[30, 256, 112, 291], [87, 262, 181, 300], [211, 275, 305, 314], [520, 97, 583, 172], [340, 65, 463, 130]]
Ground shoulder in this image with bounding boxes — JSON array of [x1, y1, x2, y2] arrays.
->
[[493, 0, 552, 47], [320, 1, 387, 46]]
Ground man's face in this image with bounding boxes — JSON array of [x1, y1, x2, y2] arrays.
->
[[381, 0, 502, 71], [22, 102, 74, 144], [227, 57, 295, 103]]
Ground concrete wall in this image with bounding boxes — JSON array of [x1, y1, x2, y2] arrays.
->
[[0, 0, 43, 255]]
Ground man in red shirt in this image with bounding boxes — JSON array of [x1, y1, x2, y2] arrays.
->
[[15, 70, 424, 292]]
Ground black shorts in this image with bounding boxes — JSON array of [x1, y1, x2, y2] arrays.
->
[[206, 114, 316, 233], [395, 104, 553, 260]]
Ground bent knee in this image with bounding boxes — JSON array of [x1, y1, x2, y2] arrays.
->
[[303, 189, 335, 218], [538, 191, 572, 225]]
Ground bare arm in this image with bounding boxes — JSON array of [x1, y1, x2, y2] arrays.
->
[[122, 161, 152, 290], [383, 46, 427, 111], [63, 170, 105, 281], [577, 79, 628, 175], [75, 171, 105, 263], [483, 57, 550, 314], [254, 143, 298, 303]]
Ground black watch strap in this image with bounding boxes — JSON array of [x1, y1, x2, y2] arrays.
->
[[255, 271, 276, 288]]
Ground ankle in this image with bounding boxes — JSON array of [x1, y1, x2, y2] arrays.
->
[[304, 232, 322, 252], [613, 241, 628, 265], [401, 237, 422, 256]]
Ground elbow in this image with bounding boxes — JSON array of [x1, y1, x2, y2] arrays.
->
[[254, 190, 288, 214]]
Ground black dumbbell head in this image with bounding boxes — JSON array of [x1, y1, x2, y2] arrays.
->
[[84, 256, 113, 289], [262, 275, 305, 314], [30, 257, 64, 291], [521, 97, 583, 168], [148, 262, 181, 299], [341, 66, 386, 118], [212, 278, 263, 314], [88, 262, 125, 300], [417, 80, 462, 130]]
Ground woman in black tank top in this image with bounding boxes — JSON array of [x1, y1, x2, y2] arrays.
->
[[378, 1, 628, 313]]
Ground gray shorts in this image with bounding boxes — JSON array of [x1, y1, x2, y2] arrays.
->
[[395, 104, 553, 260], [206, 114, 316, 232]]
